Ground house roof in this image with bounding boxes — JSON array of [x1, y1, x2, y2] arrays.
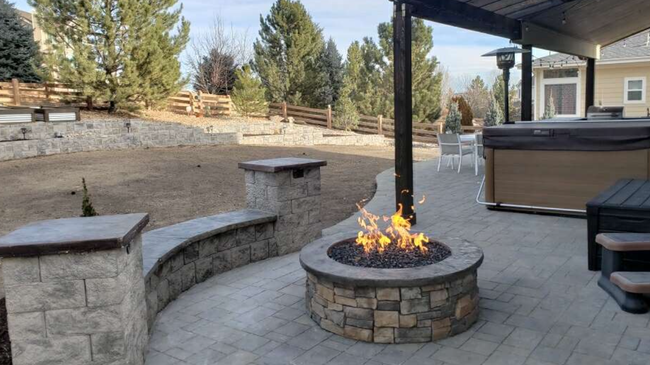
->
[[533, 29, 650, 68]]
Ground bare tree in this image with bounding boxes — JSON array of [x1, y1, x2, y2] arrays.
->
[[459, 74, 490, 118], [438, 65, 454, 113], [186, 16, 251, 95]]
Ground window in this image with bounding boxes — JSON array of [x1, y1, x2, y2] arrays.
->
[[545, 84, 577, 115], [540, 68, 580, 118], [624, 77, 646, 103], [543, 68, 579, 79]]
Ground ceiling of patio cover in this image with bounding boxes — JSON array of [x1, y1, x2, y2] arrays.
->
[[404, 0, 650, 58]]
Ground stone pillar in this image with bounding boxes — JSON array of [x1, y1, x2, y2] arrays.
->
[[239, 158, 326, 255], [0, 213, 149, 365]]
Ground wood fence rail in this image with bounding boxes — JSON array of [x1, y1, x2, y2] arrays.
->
[[0, 79, 232, 116], [269, 102, 481, 143]]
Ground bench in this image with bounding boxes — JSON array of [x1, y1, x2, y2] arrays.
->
[[596, 232, 650, 313]]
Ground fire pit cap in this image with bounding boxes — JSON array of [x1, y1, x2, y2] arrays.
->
[[300, 231, 483, 288], [238, 157, 327, 173]]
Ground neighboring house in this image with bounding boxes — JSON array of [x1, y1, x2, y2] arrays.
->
[[531, 29, 650, 119], [16, 9, 55, 54]]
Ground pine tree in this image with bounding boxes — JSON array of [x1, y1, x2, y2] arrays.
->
[[491, 74, 518, 121], [444, 101, 462, 134], [351, 18, 442, 123], [316, 38, 344, 107], [543, 92, 556, 119], [333, 43, 362, 130], [81, 178, 98, 217], [231, 66, 267, 118], [465, 76, 489, 118], [31, 0, 190, 111], [0, 0, 41, 82], [253, 0, 326, 106], [484, 92, 504, 127]]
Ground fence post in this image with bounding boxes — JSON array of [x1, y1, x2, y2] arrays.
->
[[378, 114, 383, 135], [11, 78, 21, 106], [327, 105, 333, 129], [188, 92, 196, 115], [282, 101, 288, 119], [197, 90, 204, 115]]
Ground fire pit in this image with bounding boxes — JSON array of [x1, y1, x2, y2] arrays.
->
[[299, 206, 483, 343]]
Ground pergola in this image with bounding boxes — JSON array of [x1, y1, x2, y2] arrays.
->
[[392, 0, 650, 222]]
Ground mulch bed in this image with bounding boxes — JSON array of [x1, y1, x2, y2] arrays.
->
[[0, 299, 10, 365], [328, 238, 451, 269]]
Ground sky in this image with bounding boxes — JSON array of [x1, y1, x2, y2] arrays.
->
[[14, 0, 552, 91]]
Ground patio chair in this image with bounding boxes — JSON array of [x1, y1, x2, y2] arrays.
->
[[437, 133, 473, 173], [475, 134, 484, 176]]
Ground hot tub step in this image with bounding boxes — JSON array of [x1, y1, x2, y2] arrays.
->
[[610, 272, 650, 294], [596, 233, 650, 252]]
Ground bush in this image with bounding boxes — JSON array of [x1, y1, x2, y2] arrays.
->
[[542, 93, 556, 120], [81, 178, 98, 217], [484, 93, 504, 127], [334, 97, 359, 131], [232, 65, 268, 118], [451, 95, 473, 126], [444, 101, 462, 134]]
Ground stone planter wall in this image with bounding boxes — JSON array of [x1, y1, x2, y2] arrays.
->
[[305, 270, 479, 344]]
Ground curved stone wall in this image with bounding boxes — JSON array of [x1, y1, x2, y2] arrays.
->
[[141, 209, 277, 329]]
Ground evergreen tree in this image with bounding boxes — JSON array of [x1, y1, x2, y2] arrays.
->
[[193, 51, 237, 95], [334, 44, 363, 131], [316, 38, 344, 107], [0, 0, 41, 82], [444, 101, 462, 134], [451, 95, 473, 126], [465, 76, 489, 118], [484, 92, 503, 127], [31, 0, 190, 111], [352, 19, 442, 123], [231, 66, 267, 118], [543, 92, 556, 120], [81, 178, 98, 217], [253, 0, 326, 106], [491, 74, 518, 121]]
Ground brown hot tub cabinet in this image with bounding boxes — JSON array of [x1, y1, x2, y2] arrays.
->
[[482, 121, 650, 214]]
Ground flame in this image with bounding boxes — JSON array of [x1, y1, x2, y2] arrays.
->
[[356, 203, 429, 254]]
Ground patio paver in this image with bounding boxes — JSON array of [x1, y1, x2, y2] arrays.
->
[[146, 158, 650, 365]]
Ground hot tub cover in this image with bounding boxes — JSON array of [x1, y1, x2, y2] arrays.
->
[[483, 120, 650, 151]]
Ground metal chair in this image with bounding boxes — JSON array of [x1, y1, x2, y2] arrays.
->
[[437, 133, 473, 173], [475, 134, 484, 176]]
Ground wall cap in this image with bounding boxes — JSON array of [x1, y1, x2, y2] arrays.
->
[[238, 158, 327, 173], [0, 213, 149, 258]]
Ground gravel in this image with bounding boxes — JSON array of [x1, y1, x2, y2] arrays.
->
[[328, 238, 452, 269]]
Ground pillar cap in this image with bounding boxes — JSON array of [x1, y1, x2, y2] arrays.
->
[[238, 158, 327, 173], [0, 213, 149, 258]]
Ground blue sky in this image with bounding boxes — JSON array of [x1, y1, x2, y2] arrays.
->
[[15, 0, 551, 90]]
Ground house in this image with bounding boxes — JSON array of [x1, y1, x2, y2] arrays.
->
[[532, 29, 650, 119], [16, 9, 55, 54]]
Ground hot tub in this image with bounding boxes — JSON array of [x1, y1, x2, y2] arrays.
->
[[482, 119, 650, 214]]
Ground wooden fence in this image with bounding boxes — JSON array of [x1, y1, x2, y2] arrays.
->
[[269, 102, 481, 143], [0, 79, 232, 116]]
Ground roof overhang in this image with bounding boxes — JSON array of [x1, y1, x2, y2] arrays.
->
[[402, 0, 650, 60]]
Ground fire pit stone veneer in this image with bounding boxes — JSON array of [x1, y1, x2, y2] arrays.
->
[[300, 232, 483, 343]]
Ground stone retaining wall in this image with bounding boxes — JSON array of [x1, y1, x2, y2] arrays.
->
[[305, 270, 479, 343], [0, 120, 240, 161]]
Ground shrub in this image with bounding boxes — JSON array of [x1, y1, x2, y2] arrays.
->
[[543, 93, 556, 120], [334, 97, 360, 131], [81, 178, 98, 217], [451, 95, 474, 126], [484, 93, 504, 127], [444, 101, 462, 134], [232, 65, 268, 118]]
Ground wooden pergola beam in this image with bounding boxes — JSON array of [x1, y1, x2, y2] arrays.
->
[[393, 1, 416, 223], [405, 0, 522, 40]]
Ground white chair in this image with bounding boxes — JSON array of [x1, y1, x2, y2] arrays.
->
[[437, 133, 473, 173], [474, 134, 484, 176]]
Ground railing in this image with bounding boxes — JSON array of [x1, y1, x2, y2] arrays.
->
[[269, 102, 481, 143], [0, 79, 232, 116]]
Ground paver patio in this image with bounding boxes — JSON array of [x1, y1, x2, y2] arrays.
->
[[145, 158, 650, 365]]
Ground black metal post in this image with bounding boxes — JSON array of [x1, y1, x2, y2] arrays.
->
[[586, 58, 596, 116], [521, 45, 533, 121], [393, 1, 415, 223], [503, 68, 511, 123]]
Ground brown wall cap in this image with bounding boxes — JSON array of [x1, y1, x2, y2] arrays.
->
[[238, 157, 327, 173]]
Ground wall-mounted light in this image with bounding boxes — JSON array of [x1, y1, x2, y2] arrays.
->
[[20, 127, 29, 140], [125, 122, 131, 133]]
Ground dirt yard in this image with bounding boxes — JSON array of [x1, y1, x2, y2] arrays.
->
[[0, 145, 437, 236]]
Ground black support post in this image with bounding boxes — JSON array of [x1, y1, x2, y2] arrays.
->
[[393, 1, 415, 224], [521, 44, 533, 121], [586, 58, 596, 116], [503, 68, 511, 123]]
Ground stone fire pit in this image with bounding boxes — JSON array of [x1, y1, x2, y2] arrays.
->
[[300, 231, 483, 343]]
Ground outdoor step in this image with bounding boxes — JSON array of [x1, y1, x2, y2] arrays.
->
[[610, 272, 650, 294], [596, 233, 650, 252]]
